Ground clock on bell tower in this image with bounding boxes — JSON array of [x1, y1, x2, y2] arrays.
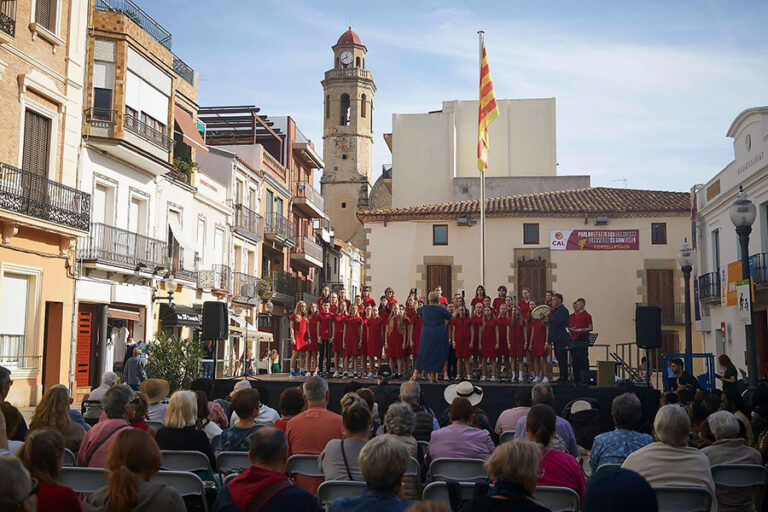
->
[[320, 27, 377, 247]]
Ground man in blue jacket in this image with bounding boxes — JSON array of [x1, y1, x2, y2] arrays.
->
[[545, 293, 572, 383]]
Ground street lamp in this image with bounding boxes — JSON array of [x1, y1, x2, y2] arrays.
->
[[264, 299, 275, 370], [151, 274, 178, 304], [677, 238, 695, 364], [729, 185, 758, 390]]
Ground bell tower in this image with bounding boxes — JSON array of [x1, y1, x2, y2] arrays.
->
[[320, 27, 376, 247]]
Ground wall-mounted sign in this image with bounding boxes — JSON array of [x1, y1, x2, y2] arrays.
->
[[737, 279, 752, 325], [550, 230, 639, 251]]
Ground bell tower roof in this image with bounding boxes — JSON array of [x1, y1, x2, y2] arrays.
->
[[337, 27, 362, 46]]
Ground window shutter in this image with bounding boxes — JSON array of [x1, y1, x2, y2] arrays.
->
[[22, 110, 51, 177], [36, 0, 52, 30]]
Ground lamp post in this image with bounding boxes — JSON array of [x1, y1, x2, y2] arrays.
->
[[264, 299, 275, 371], [729, 185, 758, 390], [677, 238, 695, 367]]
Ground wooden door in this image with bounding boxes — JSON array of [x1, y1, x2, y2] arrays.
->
[[647, 269, 674, 323], [75, 304, 94, 387], [426, 265, 452, 299], [518, 256, 547, 303]]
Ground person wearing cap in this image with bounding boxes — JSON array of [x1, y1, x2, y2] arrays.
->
[[139, 379, 170, 422], [590, 393, 653, 472], [370, 364, 399, 423], [438, 381, 494, 440]]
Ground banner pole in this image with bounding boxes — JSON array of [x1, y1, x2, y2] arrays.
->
[[478, 30, 486, 288]]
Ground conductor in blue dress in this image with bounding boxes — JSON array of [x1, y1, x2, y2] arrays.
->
[[412, 291, 453, 383]]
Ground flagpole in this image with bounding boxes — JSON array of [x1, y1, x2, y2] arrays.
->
[[478, 30, 486, 288]]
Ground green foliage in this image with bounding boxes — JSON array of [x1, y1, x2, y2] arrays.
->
[[258, 275, 274, 299], [145, 330, 204, 392]]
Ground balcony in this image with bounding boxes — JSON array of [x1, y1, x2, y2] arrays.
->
[[323, 68, 374, 81], [292, 181, 325, 218], [168, 245, 197, 283], [271, 271, 296, 306], [85, 108, 117, 138], [95, 0, 172, 50], [261, 149, 286, 181], [124, 113, 174, 153], [264, 212, 296, 247], [699, 272, 721, 304], [752, 253, 768, 287], [233, 204, 263, 243], [232, 272, 260, 306], [0, 162, 90, 233], [636, 302, 686, 325], [291, 237, 323, 268], [172, 54, 194, 85], [0, 0, 17, 43], [79, 222, 167, 272], [198, 264, 231, 294]]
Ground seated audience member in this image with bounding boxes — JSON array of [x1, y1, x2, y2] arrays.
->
[[566, 400, 601, 450], [457, 439, 550, 512], [128, 391, 151, 433], [1, 401, 24, 453], [622, 404, 716, 512], [213, 427, 321, 512], [723, 390, 754, 446], [84, 372, 118, 425], [494, 388, 532, 436], [356, 388, 381, 435], [84, 429, 185, 511], [191, 378, 229, 429], [274, 386, 305, 432], [155, 390, 214, 468], [330, 435, 416, 512], [221, 388, 262, 451], [438, 381, 494, 438], [427, 397, 495, 470], [582, 467, 657, 512], [18, 429, 82, 512], [0, 456, 37, 512], [77, 384, 134, 468], [514, 383, 579, 457], [527, 404, 585, 501], [286, 376, 343, 494], [320, 393, 371, 481], [702, 410, 761, 512], [382, 401, 420, 499], [690, 392, 722, 448], [229, 382, 279, 427], [194, 390, 223, 441], [29, 384, 85, 454], [659, 392, 679, 406], [139, 378, 170, 422], [590, 393, 653, 471], [1, 365, 28, 442], [400, 381, 438, 442]]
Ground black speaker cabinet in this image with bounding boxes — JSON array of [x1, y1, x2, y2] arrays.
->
[[636, 305, 662, 349], [202, 301, 228, 340]]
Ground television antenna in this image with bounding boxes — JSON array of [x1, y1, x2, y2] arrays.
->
[[611, 176, 628, 188]]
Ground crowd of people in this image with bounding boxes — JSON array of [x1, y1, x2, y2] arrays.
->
[[288, 284, 594, 385], [4, 356, 768, 511]]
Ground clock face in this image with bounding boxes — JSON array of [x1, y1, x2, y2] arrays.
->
[[340, 51, 353, 65]]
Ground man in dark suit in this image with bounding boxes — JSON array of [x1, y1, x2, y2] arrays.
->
[[545, 293, 572, 383]]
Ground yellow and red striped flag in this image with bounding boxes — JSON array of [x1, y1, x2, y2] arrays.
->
[[477, 40, 499, 172]]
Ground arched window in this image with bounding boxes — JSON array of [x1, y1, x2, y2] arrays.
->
[[356, 56, 361, 68], [340, 94, 350, 126], [361, 94, 367, 118], [325, 95, 330, 119], [335, 57, 339, 68]]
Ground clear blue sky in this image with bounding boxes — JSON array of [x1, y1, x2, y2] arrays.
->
[[145, 0, 767, 192]]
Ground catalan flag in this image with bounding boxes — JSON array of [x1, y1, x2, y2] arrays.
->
[[477, 39, 499, 172]]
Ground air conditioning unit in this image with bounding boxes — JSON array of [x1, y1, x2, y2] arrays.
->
[[241, 284, 256, 297]]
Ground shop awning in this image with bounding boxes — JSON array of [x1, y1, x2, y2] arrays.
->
[[174, 108, 208, 154], [159, 303, 202, 328], [107, 307, 141, 321], [168, 215, 196, 269]]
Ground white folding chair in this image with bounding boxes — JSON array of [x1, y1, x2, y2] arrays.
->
[[154, 470, 209, 512], [223, 472, 240, 487], [596, 462, 622, 472], [405, 457, 420, 478], [216, 451, 251, 476], [653, 486, 712, 512], [534, 486, 580, 512], [317, 480, 366, 506], [210, 434, 222, 452], [711, 464, 768, 510], [286, 454, 324, 478], [147, 420, 165, 431], [60, 467, 109, 494], [429, 457, 487, 481], [417, 440, 429, 454], [422, 481, 478, 503], [62, 448, 76, 467], [160, 450, 213, 476], [499, 430, 516, 444]]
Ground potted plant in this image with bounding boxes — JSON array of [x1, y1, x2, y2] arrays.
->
[[258, 275, 274, 300], [144, 330, 204, 391], [171, 157, 198, 184]]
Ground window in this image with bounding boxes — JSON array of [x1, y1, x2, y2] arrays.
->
[[433, 225, 448, 245], [93, 88, 112, 120], [196, 218, 205, 268], [22, 109, 51, 177], [340, 94, 350, 126], [128, 196, 147, 235], [126, 106, 138, 119], [325, 95, 330, 119], [0, 274, 30, 360], [35, 0, 57, 32], [341, 202, 347, 209], [361, 94, 367, 118], [342, 154, 347, 160], [140, 112, 166, 135], [712, 229, 720, 272], [523, 223, 539, 245], [356, 56, 361, 67], [213, 228, 225, 265], [261, 254, 270, 278], [92, 183, 114, 225], [235, 180, 243, 204], [651, 223, 667, 245]]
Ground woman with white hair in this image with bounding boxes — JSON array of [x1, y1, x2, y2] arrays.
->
[[383, 402, 420, 500], [155, 390, 214, 468], [702, 410, 761, 512], [622, 404, 716, 512]]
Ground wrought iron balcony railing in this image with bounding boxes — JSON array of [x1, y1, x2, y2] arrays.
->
[[0, 0, 17, 38], [293, 181, 324, 211], [168, 245, 197, 282], [233, 204, 263, 243], [232, 272, 260, 304], [95, 0, 172, 50], [198, 264, 231, 293], [264, 212, 296, 246], [124, 113, 174, 151], [698, 272, 721, 303], [0, 162, 91, 231], [79, 222, 167, 270], [271, 270, 296, 305], [292, 236, 323, 263], [752, 253, 768, 286], [636, 302, 686, 325], [172, 54, 194, 85], [85, 108, 116, 138]]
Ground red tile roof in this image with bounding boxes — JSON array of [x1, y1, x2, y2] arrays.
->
[[358, 187, 690, 222], [337, 27, 362, 46]]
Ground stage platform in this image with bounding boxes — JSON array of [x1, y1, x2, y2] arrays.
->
[[214, 374, 660, 430]]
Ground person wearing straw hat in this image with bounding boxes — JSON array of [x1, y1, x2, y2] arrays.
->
[[139, 378, 170, 422], [438, 381, 494, 439]]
